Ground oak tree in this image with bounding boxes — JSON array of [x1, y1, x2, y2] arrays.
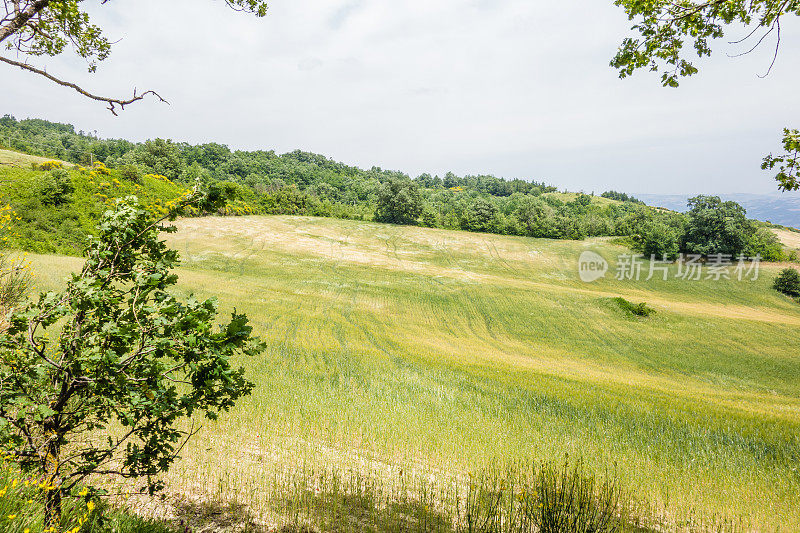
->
[[0, 194, 265, 527]]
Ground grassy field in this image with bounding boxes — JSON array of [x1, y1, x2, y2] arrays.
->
[[24, 215, 800, 531], [0, 148, 74, 168]]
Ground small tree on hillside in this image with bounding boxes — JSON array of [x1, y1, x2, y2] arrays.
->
[[774, 268, 800, 297], [681, 195, 752, 256], [0, 195, 265, 527], [634, 221, 682, 260], [375, 179, 423, 225]]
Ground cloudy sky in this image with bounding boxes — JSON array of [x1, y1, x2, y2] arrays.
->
[[2, 0, 798, 194]]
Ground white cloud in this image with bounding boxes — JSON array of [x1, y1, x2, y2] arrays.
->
[[2, 0, 798, 193]]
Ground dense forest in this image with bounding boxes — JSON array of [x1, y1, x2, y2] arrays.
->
[[0, 115, 786, 260]]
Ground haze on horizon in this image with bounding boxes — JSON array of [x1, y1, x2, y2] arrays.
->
[[2, 0, 798, 195]]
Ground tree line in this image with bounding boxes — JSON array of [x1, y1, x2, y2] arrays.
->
[[0, 115, 786, 261]]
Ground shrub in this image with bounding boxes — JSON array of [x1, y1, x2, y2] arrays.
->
[[774, 268, 800, 297], [611, 297, 654, 317], [0, 253, 31, 320], [0, 197, 265, 526], [38, 160, 63, 171], [461, 197, 499, 233], [633, 221, 681, 260], [36, 168, 74, 206], [118, 163, 143, 183], [0, 205, 32, 323], [375, 179, 423, 225], [91, 161, 111, 175]]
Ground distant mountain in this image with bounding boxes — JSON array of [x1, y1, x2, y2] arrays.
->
[[636, 193, 800, 229]]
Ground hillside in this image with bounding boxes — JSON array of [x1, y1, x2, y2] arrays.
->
[[23, 215, 800, 530], [0, 148, 74, 168]]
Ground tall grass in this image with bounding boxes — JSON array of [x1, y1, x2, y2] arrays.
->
[[0, 451, 178, 533], [21, 215, 800, 530]]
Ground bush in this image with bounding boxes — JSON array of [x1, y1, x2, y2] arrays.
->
[[633, 221, 681, 260], [461, 197, 499, 233], [118, 163, 142, 183], [38, 160, 63, 171], [0, 204, 31, 328], [611, 297, 654, 317], [746, 227, 785, 262], [91, 160, 111, 176], [774, 268, 800, 297], [36, 168, 74, 206], [0, 253, 31, 319]]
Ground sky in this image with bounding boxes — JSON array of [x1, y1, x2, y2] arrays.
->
[[2, 0, 799, 195]]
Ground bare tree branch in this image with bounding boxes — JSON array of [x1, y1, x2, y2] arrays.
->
[[0, 54, 168, 115]]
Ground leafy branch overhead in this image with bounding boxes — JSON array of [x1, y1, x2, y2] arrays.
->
[[611, 0, 800, 189], [763, 128, 800, 191], [0, 0, 268, 113]]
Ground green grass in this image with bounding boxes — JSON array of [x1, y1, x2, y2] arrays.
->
[[0, 455, 179, 533], [0, 148, 74, 169], [21, 215, 800, 531]]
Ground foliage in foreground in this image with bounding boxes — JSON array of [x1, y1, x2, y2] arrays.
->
[[0, 452, 179, 533], [272, 459, 633, 533], [0, 197, 265, 526]]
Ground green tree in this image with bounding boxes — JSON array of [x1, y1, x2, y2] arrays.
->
[[514, 197, 555, 237], [774, 267, 800, 297], [375, 179, 423, 225], [746, 225, 785, 261], [461, 197, 499, 233], [0, 196, 265, 527], [131, 139, 186, 180], [633, 221, 682, 260], [611, 0, 799, 189], [36, 168, 74, 206], [681, 195, 752, 256], [0, 1, 268, 113]]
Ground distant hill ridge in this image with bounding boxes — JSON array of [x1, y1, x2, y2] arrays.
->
[[637, 193, 800, 230]]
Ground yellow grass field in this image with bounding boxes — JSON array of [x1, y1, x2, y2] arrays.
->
[[26, 215, 800, 531]]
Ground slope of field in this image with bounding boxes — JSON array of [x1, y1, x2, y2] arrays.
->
[[27, 216, 800, 531], [0, 148, 73, 168]]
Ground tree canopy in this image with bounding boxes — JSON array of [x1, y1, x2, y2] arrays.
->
[[611, 0, 799, 190], [0, 116, 788, 263], [0, 1, 269, 113]]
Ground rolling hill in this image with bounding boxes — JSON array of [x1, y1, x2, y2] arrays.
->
[[22, 214, 800, 531]]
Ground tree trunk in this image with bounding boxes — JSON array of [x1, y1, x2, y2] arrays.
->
[[42, 436, 62, 529]]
